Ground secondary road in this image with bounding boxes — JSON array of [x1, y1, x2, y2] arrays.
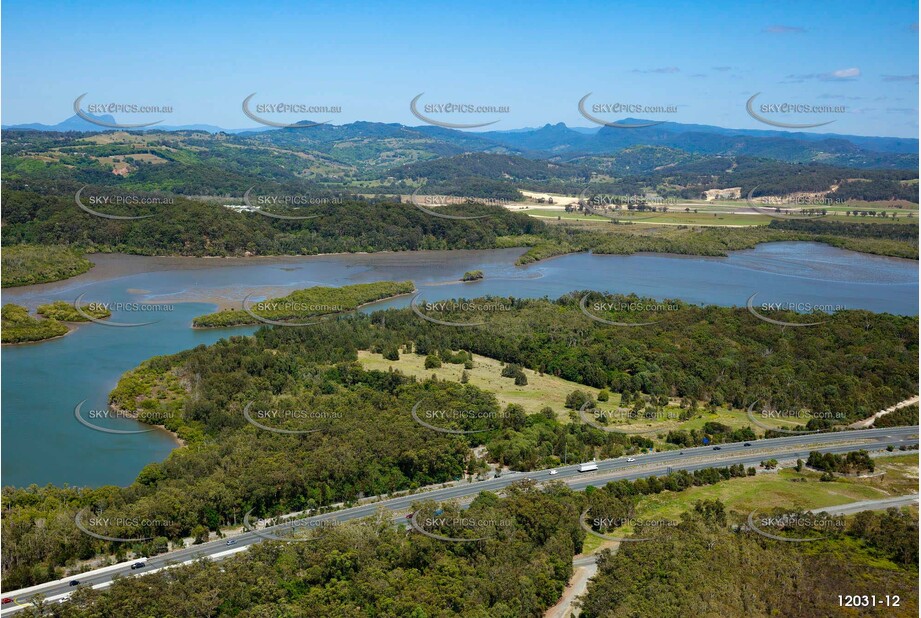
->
[[849, 396, 920, 429], [2, 425, 916, 613], [818, 494, 918, 516], [549, 493, 919, 618]]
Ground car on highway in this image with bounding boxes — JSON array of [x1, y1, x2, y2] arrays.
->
[[626, 457, 636, 462], [69, 580, 80, 586], [226, 539, 237, 546], [548, 469, 558, 475], [2, 598, 13, 604], [713, 446, 721, 450], [131, 562, 146, 569], [744, 442, 752, 447]]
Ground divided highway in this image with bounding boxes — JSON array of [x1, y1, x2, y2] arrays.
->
[[2, 426, 916, 613]]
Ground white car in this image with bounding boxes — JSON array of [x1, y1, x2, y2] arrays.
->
[[548, 469, 558, 475], [626, 457, 636, 462]]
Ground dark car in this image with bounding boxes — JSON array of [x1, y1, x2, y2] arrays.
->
[[131, 562, 146, 569], [743, 442, 752, 447], [2, 598, 13, 604], [69, 580, 80, 586], [713, 446, 721, 450]]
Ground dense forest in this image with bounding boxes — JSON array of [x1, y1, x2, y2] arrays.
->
[[0, 244, 92, 287], [390, 153, 591, 183], [6, 181, 916, 291], [2, 294, 915, 588], [1, 183, 541, 257], [18, 477, 919, 616], [379, 151, 919, 201], [874, 405, 919, 428], [768, 218, 919, 241], [52, 483, 586, 617], [579, 503, 918, 617]]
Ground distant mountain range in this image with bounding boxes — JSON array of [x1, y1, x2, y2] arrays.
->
[[482, 120, 918, 155], [3, 115, 917, 169], [3, 114, 272, 135]]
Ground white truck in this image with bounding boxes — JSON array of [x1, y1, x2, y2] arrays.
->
[[577, 462, 598, 472]]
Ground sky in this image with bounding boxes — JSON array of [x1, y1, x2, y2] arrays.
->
[[2, 0, 919, 137]]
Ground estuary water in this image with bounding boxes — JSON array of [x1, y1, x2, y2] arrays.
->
[[2, 242, 916, 488]]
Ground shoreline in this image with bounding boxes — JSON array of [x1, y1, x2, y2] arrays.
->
[[0, 314, 89, 346], [3, 239, 917, 304], [189, 289, 419, 329], [0, 248, 530, 303], [109, 402, 186, 448], [1, 325, 77, 346]]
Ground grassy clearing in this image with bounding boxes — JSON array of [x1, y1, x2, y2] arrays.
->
[[589, 402, 809, 437], [357, 350, 804, 437], [631, 455, 919, 523], [358, 350, 604, 419]]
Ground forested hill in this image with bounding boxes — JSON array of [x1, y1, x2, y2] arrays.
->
[[3, 129, 916, 200], [6, 116, 917, 168], [389, 152, 591, 182], [1, 184, 542, 256]]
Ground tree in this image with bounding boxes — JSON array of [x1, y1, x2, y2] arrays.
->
[[566, 390, 593, 410], [501, 363, 523, 378], [502, 404, 527, 431]]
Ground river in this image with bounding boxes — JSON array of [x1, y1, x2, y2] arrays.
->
[[2, 242, 916, 488]]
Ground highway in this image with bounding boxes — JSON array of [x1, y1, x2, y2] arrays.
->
[[2, 425, 916, 613]]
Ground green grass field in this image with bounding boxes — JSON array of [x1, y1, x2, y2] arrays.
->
[[357, 350, 810, 437], [631, 455, 918, 524], [358, 350, 605, 419]]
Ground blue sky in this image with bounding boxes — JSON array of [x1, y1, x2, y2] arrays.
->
[[2, 0, 918, 136]]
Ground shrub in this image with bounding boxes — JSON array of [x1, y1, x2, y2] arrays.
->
[[565, 390, 593, 410]]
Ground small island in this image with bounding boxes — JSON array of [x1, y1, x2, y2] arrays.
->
[[461, 270, 484, 282], [192, 281, 416, 328], [2, 301, 111, 344], [1, 245, 93, 288]]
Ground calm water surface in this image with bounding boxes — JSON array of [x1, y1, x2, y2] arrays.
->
[[2, 243, 916, 487]]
